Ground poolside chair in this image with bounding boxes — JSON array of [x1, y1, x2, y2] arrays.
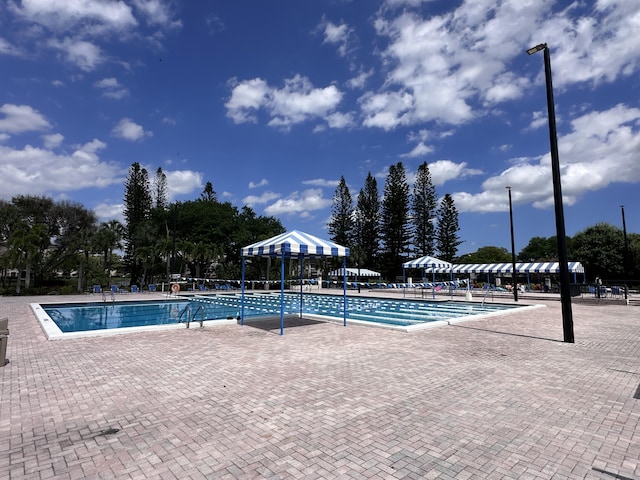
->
[[148, 284, 156, 293], [131, 285, 139, 293], [92, 285, 102, 294], [110, 285, 118, 294]]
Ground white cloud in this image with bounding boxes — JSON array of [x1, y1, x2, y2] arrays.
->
[[401, 142, 433, 158], [454, 104, 640, 213], [363, 0, 640, 130], [326, 111, 355, 129], [111, 118, 153, 141], [320, 18, 354, 57], [12, 0, 138, 32], [243, 191, 281, 207], [0, 140, 123, 200], [226, 75, 343, 129], [49, 37, 104, 71], [164, 170, 202, 197], [347, 69, 373, 89], [225, 78, 270, 123], [93, 202, 125, 222], [302, 178, 339, 188], [268, 76, 343, 129], [248, 179, 268, 189], [0, 104, 51, 134], [42, 133, 64, 148], [0, 37, 22, 56], [264, 189, 331, 216], [525, 111, 549, 131], [132, 0, 182, 29], [94, 77, 129, 99]]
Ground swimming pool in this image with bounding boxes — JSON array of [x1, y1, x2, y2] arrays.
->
[[33, 293, 539, 339], [32, 299, 238, 339]]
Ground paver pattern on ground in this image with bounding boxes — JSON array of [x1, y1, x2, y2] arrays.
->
[[1, 292, 639, 479]]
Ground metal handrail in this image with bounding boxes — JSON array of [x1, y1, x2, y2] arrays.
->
[[187, 305, 205, 329], [178, 306, 190, 324]]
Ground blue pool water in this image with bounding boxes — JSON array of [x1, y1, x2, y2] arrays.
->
[[40, 293, 522, 334]]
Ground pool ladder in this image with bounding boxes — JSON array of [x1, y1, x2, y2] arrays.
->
[[101, 290, 115, 303], [178, 305, 205, 328]]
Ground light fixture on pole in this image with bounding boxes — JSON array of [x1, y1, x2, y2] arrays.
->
[[527, 43, 574, 343], [506, 186, 518, 302]]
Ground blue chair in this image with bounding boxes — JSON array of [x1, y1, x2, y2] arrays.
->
[[148, 284, 156, 293], [110, 285, 118, 294], [92, 285, 102, 294], [131, 285, 139, 293]]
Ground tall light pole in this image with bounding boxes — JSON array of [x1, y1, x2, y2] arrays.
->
[[506, 186, 518, 302], [621, 205, 629, 300], [527, 43, 574, 343]]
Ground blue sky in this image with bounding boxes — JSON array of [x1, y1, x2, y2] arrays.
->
[[1, 0, 639, 256]]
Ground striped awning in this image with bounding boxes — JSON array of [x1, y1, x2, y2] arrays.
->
[[426, 262, 585, 274], [328, 268, 381, 277], [402, 255, 452, 269], [241, 230, 350, 258]]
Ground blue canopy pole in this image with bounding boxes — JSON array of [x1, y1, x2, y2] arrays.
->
[[343, 256, 347, 326], [432, 265, 435, 299], [450, 266, 453, 299], [299, 254, 304, 318], [241, 256, 245, 326], [280, 252, 285, 336], [403, 267, 406, 298]]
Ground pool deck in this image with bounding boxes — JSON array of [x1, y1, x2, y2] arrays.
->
[[1, 291, 639, 479]]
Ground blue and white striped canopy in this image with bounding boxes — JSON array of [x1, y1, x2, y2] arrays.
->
[[241, 230, 350, 258], [328, 268, 381, 277], [402, 255, 452, 269], [426, 262, 585, 274]]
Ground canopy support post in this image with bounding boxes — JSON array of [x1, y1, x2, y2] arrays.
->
[[241, 256, 245, 326], [343, 256, 347, 327], [280, 252, 285, 336]]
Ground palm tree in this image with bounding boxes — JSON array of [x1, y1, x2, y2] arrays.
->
[[6, 223, 50, 293]]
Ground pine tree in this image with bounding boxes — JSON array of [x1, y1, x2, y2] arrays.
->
[[152, 167, 168, 209], [200, 181, 217, 202], [412, 161, 437, 257], [436, 193, 462, 262], [123, 162, 153, 284], [355, 172, 380, 270], [380, 162, 412, 279], [327, 176, 353, 248]]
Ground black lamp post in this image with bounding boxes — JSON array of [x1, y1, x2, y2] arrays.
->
[[621, 205, 629, 300], [506, 186, 518, 302], [527, 43, 574, 343]]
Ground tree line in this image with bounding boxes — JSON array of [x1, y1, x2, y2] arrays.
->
[[1, 160, 637, 294], [0, 163, 285, 294], [327, 161, 462, 280]]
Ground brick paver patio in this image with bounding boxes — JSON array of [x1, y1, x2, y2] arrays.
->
[[1, 292, 639, 479]]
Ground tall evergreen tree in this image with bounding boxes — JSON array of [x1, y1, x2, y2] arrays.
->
[[380, 162, 412, 279], [356, 172, 380, 270], [201, 181, 217, 202], [412, 161, 437, 257], [436, 193, 462, 262], [327, 176, 353, 248], [123, 162, 153, 284], [152, 167, 168, 209]]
